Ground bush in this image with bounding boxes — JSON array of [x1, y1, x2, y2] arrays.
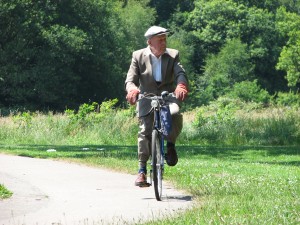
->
[[65, 99, 119, 124], [228, 80, 270, 104], [276, 91, 300, 107], [192, 103, 242, 145]]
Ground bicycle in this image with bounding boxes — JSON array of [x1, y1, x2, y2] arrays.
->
[[138, 91, 173, 201]]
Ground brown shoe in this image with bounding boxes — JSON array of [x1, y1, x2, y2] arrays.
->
[[166, 145, 178, 166], [135, 173, 147, 186]]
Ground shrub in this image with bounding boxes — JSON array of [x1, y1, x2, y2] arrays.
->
[[65, 99, 119, 124], [228, 80, 270, 104], [276, 91, 300, 107], [12, 111, 34, 126]]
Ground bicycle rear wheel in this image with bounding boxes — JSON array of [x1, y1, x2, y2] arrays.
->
[[152, 129, 163, 201]]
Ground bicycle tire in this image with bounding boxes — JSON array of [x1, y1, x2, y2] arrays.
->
[[152, 129, 163, 201]]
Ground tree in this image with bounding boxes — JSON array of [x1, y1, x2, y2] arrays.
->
[[117, 0, 156, 51], [149, 0, 195, 24], [0, 0, 59, 108], [202, 38, 254, 99], [185, 0, 285, 94], [0, 0, 155, 110], [231, 0, 300, 13], [276, 7, 300, 88], [276, 30, 300, 87]]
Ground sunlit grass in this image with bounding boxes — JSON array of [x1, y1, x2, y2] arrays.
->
[[0, 184, 12, 199], [148, 146, 300, 224]]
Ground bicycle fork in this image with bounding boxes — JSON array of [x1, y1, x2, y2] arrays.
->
[[160, 136, 165, 179]]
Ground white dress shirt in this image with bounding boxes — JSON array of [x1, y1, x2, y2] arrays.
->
[[146, 46, 168, 82]]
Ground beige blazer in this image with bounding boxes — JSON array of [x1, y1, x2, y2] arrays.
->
[[125, 47, 188, 117]]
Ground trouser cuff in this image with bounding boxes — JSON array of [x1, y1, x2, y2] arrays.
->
[[138, 167, 147, 174]]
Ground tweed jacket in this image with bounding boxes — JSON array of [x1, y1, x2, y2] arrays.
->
[[125, 47, 188, 117]]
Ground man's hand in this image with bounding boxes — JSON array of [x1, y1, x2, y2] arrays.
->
[[174, 83, 188, 101], [126, 88, 140, 105]]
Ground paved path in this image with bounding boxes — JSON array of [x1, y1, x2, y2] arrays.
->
[[0, 154, 192, 225]]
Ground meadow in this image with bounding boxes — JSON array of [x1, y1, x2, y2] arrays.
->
[[0, 100, 299, 224]]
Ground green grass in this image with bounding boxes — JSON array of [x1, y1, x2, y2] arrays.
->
[[0, 145, 299, 224], [161, 146, 300, 224], [0, 184, 12, 199]]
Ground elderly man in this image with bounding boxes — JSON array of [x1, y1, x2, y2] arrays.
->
[[125, 26, 189, 186]]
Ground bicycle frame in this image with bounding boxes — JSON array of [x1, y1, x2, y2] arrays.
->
[[152, 102, 165, 171], [139, 91, 173, 200]]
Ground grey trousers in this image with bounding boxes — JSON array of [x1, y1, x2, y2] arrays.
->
[[137, 103, 183, 169]]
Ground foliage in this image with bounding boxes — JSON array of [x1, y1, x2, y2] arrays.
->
[[228, 80, 271, 104], [193, 103, 237, 128], [65, 102, 98, 123], [12, 111, 34, 126], [117, 0, 156, 51], [0, 0, 155, 110], [65, 99, 119, 124], [276, 91, 300, 107], [149, 0, 194, 24], [201, 38, 254, 99], [0, 0, 300, 111], [275, 6, 300, 89], [276, 30, 300, 87], [168, 30, 195, 75], [184, 0, 286, 97]]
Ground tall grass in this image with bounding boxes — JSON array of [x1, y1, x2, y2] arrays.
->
[[188, 100, 300, 146], [0, 101, 299, 147], [0, 104, 138, 146]]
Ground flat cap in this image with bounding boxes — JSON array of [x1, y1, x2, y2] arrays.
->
[[144, 26, 169, 39]]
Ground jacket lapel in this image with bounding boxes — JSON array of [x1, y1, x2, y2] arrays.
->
[[143, 49, 153, 80], [161, 53, 169, 85]]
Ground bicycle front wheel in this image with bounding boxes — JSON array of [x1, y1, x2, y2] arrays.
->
[[152, 129, 163, 201]]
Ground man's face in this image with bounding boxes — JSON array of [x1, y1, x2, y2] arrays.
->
[[149, 34, 167, 57]]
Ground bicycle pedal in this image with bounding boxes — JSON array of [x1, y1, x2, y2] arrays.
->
[[138, 183, 151, 188]]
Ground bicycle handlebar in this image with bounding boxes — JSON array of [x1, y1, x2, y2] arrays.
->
[[138, 91, 175, 101]]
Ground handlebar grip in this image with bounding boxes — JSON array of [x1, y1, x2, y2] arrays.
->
[[161, 91, 169, 98]]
